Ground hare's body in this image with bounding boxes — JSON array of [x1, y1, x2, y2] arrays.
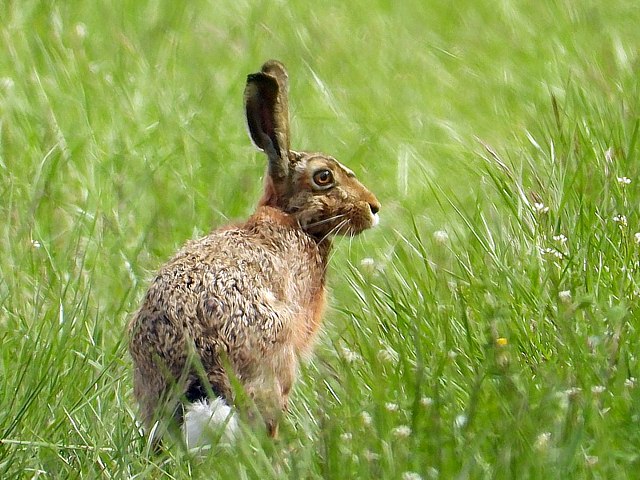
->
[[130, 206, 328, 431], [129, 60, 379, 446]]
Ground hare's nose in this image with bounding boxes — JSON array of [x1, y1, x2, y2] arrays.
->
[[369, 202, 380, 215]]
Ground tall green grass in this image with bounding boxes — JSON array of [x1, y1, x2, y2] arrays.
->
[[1, 1, 639, 478]]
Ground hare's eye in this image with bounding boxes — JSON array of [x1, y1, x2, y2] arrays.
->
[[312, 169, 334, 188]]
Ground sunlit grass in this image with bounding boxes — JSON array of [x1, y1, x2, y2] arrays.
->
[[1, 0, 640, 478]]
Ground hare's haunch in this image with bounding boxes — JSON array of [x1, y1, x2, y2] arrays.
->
[[128, 60, 380, 447]]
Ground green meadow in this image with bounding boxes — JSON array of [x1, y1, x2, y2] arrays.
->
[[1, 1, 639, 478]]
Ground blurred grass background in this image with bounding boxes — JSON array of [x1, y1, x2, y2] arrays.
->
[[1, 0, 639, 478]]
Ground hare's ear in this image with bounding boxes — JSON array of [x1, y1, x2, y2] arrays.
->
[[244, 60, 291, 181]]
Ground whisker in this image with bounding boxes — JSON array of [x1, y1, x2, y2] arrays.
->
[[319, 218, 349, 245], [304, 213, 347, 229], [322, 219, 349, 270]]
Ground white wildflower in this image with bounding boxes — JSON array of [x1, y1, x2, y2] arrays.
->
[[585, 455, 599, 467], [363, 449, 380, 461], [617, 176, 631, 185], [564, 387, 582, 398], [634, 233, 640, 244], [625, 377, 636, 388], [433, 230, 449, 244], [385, 402, 399, 412], [552, 234, 567, 244], [534, 432, 551, 451], [75, 23, 87, 39], [340, 346, 360, 363], [340, 432, 352, 442], [392, 425, 412, 438], [558, 290, 572, 304], [360, 257, 376, 273], [591, 385, 605, 395], [402, 472, 423, 480], [1, 77, 15, 90], [613, 214, 627, 227], [540, 247, 564, 260], [361, 411, 373, 426], [454, 414, 467, 429], [534, 202, 549, 214], [31, 239, 42, 249], [420, 397, 434, 407]]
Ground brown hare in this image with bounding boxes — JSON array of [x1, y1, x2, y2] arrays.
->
[[128, 60, 380, 448]]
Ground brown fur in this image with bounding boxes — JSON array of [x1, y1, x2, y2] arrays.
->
[[128, 60, 380, 441]]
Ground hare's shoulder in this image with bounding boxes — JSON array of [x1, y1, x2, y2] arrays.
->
[[172, 223, 311, 266], [151, 224, 314, 291]]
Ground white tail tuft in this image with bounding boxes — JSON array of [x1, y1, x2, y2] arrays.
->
[[182, 397, 238, 449]]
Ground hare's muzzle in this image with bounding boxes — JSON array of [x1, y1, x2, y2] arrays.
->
[[368, 201, 380, 228]]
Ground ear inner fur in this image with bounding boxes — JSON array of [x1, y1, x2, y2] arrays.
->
[[260, 60, 290, 154], [244, 68, 291, 181]]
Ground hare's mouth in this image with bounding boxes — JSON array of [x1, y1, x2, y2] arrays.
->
[[299, 206, 378, 238], [339, 210, 379, 236]]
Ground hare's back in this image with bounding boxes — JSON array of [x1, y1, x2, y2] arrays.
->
[[138, 227, 307, 345]]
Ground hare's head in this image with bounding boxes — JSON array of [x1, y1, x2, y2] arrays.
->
[[245, 60, 380, 238]]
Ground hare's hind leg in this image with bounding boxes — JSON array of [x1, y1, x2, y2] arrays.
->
[[132, 361, 184, 449], [263, 346, 298, 438], [132, 363, 163, 431]]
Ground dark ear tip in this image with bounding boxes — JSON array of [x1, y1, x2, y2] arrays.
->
[[246, 71, 279, 93], [261, 60, 288, 80], [247, 72, 260, 81]]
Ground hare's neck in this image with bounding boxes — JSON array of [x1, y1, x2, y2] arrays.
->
[[248, 206, 332, 266], [250, 205, 298, 228], [258, 175, 288, 210]]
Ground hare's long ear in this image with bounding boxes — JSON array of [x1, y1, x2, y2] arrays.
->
[[244, 60, 291, 182]]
